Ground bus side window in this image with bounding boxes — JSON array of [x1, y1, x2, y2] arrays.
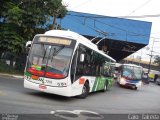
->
[[83, 48, 92, 75], [75, 45, 85, 79], [76, 44, 92, 78], [90, 51, 96, 75], [94, 53, 99, 76], [70, 49, 78, 83]]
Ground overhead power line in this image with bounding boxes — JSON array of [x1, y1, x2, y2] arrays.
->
[[70, 0, 93, 9], [67, 13, 160, 19], [117, 14, 160, 18], [127, 0, 152, 16]]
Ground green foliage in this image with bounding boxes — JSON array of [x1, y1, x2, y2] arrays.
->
[[7, 6, 23, 25], [0, 0, 13, 21], [42, 0, 67, 29], [0, 23, 25, 54], [0, 0, 67, 55], [44, 0, 67, 18]]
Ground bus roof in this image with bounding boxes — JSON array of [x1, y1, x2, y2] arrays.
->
[[42, 30, 116, 62], [122, 64, 143, 68]]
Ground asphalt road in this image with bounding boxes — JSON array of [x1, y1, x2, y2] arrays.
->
[[0, 75, 160, 119]]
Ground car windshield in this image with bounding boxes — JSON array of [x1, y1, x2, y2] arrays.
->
[[122, 65, 142, 80], [26, 36, 76, 79]]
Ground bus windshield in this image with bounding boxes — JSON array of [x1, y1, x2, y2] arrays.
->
[[122, 66, 142, 80], [26, 36, 76, 79]]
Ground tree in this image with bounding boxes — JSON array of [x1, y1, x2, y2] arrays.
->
[[0, 23, 24, 53], [0, 0, 67, 68], [43, 0, 67, 29], [154, 55, 160, 70], [0, 0, 24, 54], [0, 0, 12, 23], [0, 0, 67, 55]]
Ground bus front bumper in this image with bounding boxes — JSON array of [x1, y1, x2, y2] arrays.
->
[[24, 79, 75, 97], [120, 80, 142, 88]]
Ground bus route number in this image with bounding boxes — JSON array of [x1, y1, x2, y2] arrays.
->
[[57, 82, 66, 87], [44, 79, 52, 85]]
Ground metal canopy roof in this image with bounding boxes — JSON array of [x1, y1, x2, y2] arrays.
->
[[85, 35, 145, 61], [57, 11, 152, 61]]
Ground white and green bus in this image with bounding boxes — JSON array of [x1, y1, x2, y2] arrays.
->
[[24, 30, 116, 98]]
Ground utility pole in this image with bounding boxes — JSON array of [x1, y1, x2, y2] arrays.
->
[[148, 39, 159, 74]]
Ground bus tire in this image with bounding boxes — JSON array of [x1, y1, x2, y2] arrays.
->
[[134, 87, 137, 90], [117, 82, 122, 87], [102, 80, 108, 92], [79, 82, 89, 98], [132, 85, 137, 90]]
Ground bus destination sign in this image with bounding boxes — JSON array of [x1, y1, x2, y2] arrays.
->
[[39, 37, 72, 45]]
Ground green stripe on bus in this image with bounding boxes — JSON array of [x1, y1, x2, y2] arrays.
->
[[92, 77, 98, 92], [106, 77, 114, 88], [92, 77, 114, 92], [24, 72, 31, 77], [96, 77, 106, 91], [92, 77, 106, 91]]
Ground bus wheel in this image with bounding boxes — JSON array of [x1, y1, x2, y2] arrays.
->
[[102, 81, 108, 92], [117, 82, 122, 87], [134, 87, 137, 90], [79, 82, 89, 98], [132, 86, 137, 90]]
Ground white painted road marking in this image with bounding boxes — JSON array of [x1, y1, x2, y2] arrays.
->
[[50, 110, 104, 120]]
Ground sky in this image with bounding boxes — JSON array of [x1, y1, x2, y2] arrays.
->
[[62, 0, 160, 62]]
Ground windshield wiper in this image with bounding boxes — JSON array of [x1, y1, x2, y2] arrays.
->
[[42, 44, 47, 62], [51, 45, 65, 62]]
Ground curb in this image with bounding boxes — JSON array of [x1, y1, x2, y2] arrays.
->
[[12, 75, 24, 79], [0, 73, 23, 79]]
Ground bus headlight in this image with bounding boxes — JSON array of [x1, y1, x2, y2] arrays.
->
[[120, 77, 126, 84], [139, 81, 142, 86]]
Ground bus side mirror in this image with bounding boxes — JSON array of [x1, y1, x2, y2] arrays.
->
[[26, 41, 32, 48], [26, 41, 32, 53], [80, 54, 85, 62]]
